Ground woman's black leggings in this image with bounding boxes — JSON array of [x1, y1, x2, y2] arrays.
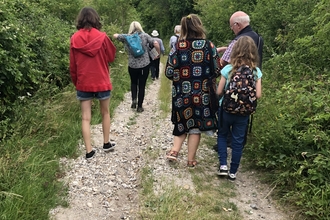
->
[[128, 65, 150, 108]]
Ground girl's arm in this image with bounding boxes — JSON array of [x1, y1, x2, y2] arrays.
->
[[216, 75, 226, 96], [256, 78, 262, 99]]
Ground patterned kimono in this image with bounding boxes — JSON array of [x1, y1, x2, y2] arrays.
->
[[165, 39, 221, 136]]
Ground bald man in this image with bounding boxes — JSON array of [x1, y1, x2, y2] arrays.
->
[[217, 11, 263, 69], [213, 11, 264, 153]]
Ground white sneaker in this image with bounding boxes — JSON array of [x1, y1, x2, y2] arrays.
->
[[217, 165, 228, 176], [228, 173, 236, 181]]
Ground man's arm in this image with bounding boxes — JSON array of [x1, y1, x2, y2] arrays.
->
[[153, 41, 160, 57]]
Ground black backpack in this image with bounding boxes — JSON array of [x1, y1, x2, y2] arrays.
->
[[222, 65, 257, 116]]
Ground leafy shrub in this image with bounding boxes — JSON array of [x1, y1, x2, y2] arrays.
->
[[246, 56, 330, 218], [0, 0, 75, 135]]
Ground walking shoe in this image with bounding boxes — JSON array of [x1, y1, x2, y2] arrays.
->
[[228, 173, 237, 181], [131, 100, 137, 109], [137, 107, 144, 113], [86, 150, 95, 160], [103, 142, 115, 152], [217, 165, 228, 176]]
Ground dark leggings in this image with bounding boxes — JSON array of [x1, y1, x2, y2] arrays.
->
[[150, 58, 160, 79], [128, 65, 149, 107]]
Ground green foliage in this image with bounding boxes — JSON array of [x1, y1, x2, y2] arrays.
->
[[195, 0, 256, 46], [0, 86, 81, 219], [292, 0, 330, 73], [29, 0, 83, 22], [0, 0, 76, 125], [246, 52, 330, 218], [252, 0, 318, 59], [136, 0, 196, 40], [0, 1, 42, 104], [194, 0, 233, 45], [92, 0, 140, 31]]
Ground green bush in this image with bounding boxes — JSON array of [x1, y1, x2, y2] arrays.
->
[[0, 1, 42, 104], [0, 0, 75, 138], [246, 56, 330, 217]]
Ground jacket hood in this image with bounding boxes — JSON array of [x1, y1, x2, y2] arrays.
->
[[71, 28, 106, 57]]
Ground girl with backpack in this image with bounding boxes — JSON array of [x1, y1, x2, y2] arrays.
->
[[216, 36, 262, 180]]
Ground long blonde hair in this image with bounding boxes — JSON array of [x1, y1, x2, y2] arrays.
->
[[230, 36, 259, 75], [128, 21, 144, 34]]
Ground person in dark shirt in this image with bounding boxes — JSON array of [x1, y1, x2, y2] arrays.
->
[[217, 11, 263, 69]]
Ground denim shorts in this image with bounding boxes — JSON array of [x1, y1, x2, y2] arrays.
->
[[189, 128, 201, 134], [76, 90, 111, 101], [188, 128, 215, 136]]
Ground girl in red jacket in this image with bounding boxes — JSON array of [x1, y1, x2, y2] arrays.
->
[[70, 7, 116, 159]]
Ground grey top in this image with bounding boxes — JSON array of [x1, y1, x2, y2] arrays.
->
[[117, 32, 155, 68], [169, 34, 179, 51]]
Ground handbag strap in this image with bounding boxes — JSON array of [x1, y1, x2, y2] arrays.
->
[[207, 40, 215, 79]]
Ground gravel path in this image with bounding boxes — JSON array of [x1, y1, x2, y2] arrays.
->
[[50, 63, 290, 220]]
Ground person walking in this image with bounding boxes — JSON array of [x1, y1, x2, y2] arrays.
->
[[150, 30, 165, 80], [169, 25, 181, 51], [214, 11, 264, 152], [165, 14, 221, 167], [217, 11, 264, 69], [113, 21, 160, 113], [216, 36, 263, 180], [70, 7, 117, 160]]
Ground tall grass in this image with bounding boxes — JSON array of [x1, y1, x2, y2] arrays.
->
[[0, 88, 80, 220], [158, 56, 172, 117]]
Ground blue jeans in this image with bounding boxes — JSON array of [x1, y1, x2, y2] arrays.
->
[[217, 110, 249, 174]]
